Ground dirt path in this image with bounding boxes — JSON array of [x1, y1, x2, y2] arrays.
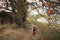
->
[[0, 24, 31, 40]]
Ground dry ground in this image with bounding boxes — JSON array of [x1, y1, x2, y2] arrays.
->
[[0, 18, 60, 40]]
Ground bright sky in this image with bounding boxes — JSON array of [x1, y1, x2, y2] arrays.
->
[[26, 0, 49, 23]]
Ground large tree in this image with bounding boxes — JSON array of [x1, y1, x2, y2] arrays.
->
[[9, 0, 28, 27]]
